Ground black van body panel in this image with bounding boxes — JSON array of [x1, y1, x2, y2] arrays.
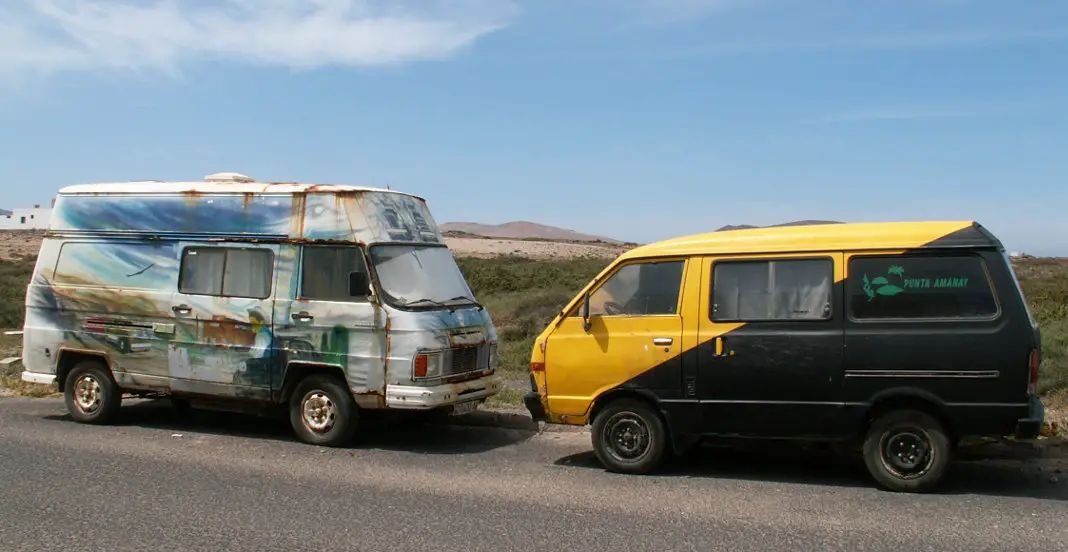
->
[[840, 248, 1036, 438], [587, 228, 1041, 443]]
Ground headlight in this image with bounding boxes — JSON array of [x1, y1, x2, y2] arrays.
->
[[413, 352, 444, 379]]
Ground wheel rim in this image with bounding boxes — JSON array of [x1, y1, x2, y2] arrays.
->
[[301, 391, 337, 433], [601, 411, 651, 463], [879, 428, 934, 479], [73, 374, 103, 414]]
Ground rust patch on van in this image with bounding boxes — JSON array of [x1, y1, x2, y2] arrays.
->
[[181, 189, 205, 207], [290, 192, 308, 239]]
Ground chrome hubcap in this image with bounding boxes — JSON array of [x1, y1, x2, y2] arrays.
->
[[73, 375, 102, 413], [881, 429, 934, 479], [301, 392, 337, 433], [602, 412, 650, 462]]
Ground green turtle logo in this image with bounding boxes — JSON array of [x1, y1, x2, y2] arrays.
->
[[862, 265, 905, 302]]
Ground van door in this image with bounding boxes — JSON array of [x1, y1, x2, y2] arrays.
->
[[167, 242, 279, 400], [272, 244, 383, 401], [543, 258, 690, 420], [696, 253, 845, 437]]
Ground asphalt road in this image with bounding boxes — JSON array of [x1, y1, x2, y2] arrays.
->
[[2, 397, 1067, 551]]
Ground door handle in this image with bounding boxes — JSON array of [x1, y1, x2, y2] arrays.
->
[[713, 336, 732, 357], [652, 337, 673, 346], [171, 304, 191, 315], [292, 312, 314, 323]]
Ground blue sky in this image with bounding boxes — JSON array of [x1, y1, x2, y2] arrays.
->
[[1, 0, 1067, 255]]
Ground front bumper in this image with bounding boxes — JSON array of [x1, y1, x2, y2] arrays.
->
[[386, 373, 503, 409], [1012, 395, 1046, 439], [21, 371, 56, 385]]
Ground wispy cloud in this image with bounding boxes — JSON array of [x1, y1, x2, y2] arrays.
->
[[0, 0, 517, 79], [810, 102, 1037, 124]]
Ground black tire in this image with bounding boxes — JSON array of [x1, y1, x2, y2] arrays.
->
[[289, 374, 358, 447], [590, 399, 668, 475], [63, 360, 122, 425], [862, 409, 952, 493]]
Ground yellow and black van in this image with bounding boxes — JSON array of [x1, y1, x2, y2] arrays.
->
[[523, 221, 1043, 493]]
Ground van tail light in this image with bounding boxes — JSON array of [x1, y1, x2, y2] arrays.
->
[[1027, 348, 1039, 395], [531, 362, 545, 373]]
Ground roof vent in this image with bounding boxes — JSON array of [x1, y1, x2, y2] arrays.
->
[[204, 172, 254, 183]]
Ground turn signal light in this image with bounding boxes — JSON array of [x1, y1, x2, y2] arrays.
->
[[531, 362, 545, 372], [414, 354, 428, 378]]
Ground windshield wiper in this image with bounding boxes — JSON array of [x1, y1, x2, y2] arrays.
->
[[447, 295, 484, 311], [403, 298, 449, 308]]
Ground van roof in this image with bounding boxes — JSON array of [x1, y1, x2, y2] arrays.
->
[[619, 221, 1000, 260], [57, 173, 423, 200]]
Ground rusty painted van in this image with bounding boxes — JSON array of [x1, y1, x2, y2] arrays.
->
[[20, 172, 501, 446]]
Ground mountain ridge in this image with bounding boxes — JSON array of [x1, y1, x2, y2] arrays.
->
[[440, 221, 621, 243]]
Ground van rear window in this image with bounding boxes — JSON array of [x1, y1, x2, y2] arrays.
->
[[848, 255, 998, 320], [53, 242, 176, 291]]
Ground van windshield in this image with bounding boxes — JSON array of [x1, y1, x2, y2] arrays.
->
[[368, 245, 476, 309]]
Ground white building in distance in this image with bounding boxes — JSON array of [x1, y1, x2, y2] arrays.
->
[[0, 202, 52, 230]]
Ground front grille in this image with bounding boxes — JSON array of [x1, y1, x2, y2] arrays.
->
[[445, 345, 487, 376]]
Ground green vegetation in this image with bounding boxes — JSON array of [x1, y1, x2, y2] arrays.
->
[[456, 256, 608, 381], [1011, 258, 1068, 396], [0, 257, 33, 328]]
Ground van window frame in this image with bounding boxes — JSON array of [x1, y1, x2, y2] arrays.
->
[[565, 257, 688, 319], [297, 244, 373, 303], [52, 240, 178, 291], [708, 255, 836, 324], [845, 250, 1002, 324], [177, 245, 275, 300]]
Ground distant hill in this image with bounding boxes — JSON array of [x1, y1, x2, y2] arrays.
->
[[716, 220, 843, 232], [441, 221, 621, 244]]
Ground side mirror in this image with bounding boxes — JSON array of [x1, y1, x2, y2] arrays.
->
[[581, 292, 592, 332], [348, 271, 370, 297]]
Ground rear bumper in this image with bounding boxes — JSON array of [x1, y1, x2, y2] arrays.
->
[[385, 374, 502, 409], [21, 371, 56, 385], [524, 392, 547, 422], [1012, 395, 1045, 439]]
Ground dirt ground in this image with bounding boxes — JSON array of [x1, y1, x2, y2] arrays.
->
[[0, 231, 625, 261]]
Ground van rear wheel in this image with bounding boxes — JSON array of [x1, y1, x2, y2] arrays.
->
[[64, 360, 122, 425], [289, 374, 358, 447], [591, 399, 668, 475], [862, 409, 952, 493]]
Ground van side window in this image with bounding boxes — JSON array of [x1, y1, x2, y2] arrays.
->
[[54, 242, 176, 290], [712, 258, 833, 321], [848, 255, 998, 320], [583, 260, 684, 317], [300, 246, 371, 301], [179, 247, 274, 299]]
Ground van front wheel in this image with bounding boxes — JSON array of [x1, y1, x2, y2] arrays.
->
[[862, 409, 952, 493], [591, 399, 668, 475], [64, 360, 122, 425], [289, 374, 358, 447]]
